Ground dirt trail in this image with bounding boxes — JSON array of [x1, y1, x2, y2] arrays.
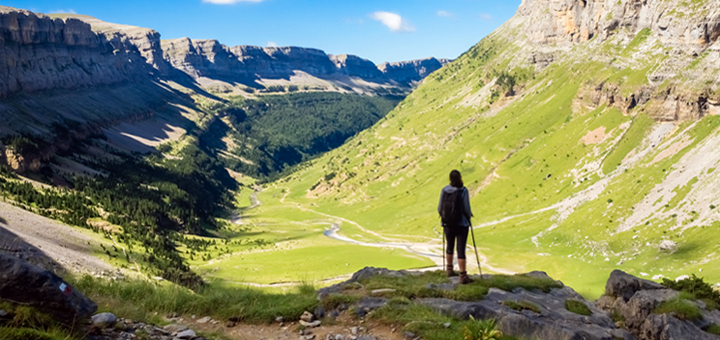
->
[[234, 186, 517, 284]]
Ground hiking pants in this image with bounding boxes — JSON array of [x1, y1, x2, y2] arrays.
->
[[444, 226, 469, 260]]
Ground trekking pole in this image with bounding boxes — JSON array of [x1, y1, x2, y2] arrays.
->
[[441, 226, 445, 271], [469, 225, 483, 277]]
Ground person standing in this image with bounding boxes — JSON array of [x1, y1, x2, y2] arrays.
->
[[438, 170, 474, 284]]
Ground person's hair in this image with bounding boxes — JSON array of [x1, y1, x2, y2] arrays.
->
[[449, 170, 464, 188]]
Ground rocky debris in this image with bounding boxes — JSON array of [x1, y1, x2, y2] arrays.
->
[[0, 252, 97, 325], [87, 318, 206, 340], [91, 312, 118, 329], [597, 270, 720, 340]]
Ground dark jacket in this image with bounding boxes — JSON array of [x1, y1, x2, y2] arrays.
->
[[438, 185, 473, 227]]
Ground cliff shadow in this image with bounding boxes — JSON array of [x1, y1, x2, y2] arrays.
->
[[0, 221, 67, 276]]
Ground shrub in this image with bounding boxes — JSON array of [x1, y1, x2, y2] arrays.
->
[[706, 323, 720, 336], [463, 317, 503, 340], [661, 274, 720, 310]]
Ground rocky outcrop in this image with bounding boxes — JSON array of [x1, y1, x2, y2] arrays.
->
[[319, 267, 634, 340], [597, 270, 720, 340], [0, 252, 97, 325]]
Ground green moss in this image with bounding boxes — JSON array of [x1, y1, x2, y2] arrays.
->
[[502, 300, 541, 313], [565, 299, 592, 316]]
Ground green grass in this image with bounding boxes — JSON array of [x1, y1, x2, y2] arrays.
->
[[655, 297, 703, 322], [71, 275, 319, 323], [706, 323, 720, 336], [564, 300, 592, 316], [369, 304, 520, 340]]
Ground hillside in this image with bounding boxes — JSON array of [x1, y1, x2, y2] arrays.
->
[[261, 0, 720, 296]]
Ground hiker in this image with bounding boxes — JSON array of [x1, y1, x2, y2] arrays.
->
[[438, 169, 474, 284]]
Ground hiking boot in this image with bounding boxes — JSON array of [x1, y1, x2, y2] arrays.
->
[[446, 265, 458, 277], [459, 271, 474, 284]]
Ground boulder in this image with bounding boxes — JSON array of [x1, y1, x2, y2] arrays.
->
[[174, 329, 196, 339], [91, 312, 117, 329], [0, 253, 96, 325], [605, 270, 665, 302]]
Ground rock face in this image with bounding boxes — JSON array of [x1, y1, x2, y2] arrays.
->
[[0, 7, 158, 98], [597, 270, 720, 340], [517, 0, 720, 48], [0, 252, 97, 325]]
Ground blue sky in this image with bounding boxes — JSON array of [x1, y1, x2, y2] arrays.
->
[[9, 0, 521, 63]]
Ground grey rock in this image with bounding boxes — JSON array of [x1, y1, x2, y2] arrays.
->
[[350, 326, 359, 335], [0, 310, 7, 318], [356, 337, 375, 340], [301, 311, 315, 322], [355, 297, 387, 318], [276, 316, 284, 323], [326, 334, 335, 340], [403, 332, 416, 340], [328, 310, 340, 319], [196, 316, 211, 324], [335, 334, 345, 340], [174, 329, 196, 339], [91, 312, 117, 329], [163, 324, 189, 333], [314, 306, 325, 319], [300, 320, 321, 328], [605, 270, 665, 302], [0, 253, 97, 324]]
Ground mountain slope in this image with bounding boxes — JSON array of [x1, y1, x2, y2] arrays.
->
[[268, 0, 720, 296]]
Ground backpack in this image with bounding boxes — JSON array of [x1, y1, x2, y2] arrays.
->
[[440, 188, 464, 226]]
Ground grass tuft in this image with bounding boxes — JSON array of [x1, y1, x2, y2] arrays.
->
[[706, 323, 720, 336], [564, 299, 592, 316], [655, 297, 703, 322]]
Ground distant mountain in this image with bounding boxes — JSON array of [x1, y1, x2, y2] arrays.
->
[[161, 38, 450, 93]]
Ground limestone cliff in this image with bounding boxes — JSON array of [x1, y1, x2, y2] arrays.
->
[[0, 7, 158, 97]]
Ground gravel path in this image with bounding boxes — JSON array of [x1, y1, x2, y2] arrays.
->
[[0, 200, 116, 275]]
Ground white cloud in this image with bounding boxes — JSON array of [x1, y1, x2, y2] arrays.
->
[[202, 0, 265, 4], [479, 13, 493, 21], [49, 9, 76, 14], [437, 10, 454, 18], [267, 41, 278, 47], [371, 11, 415, 32]]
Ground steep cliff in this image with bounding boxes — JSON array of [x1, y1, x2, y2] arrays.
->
[[0, 7, 158, 98]]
